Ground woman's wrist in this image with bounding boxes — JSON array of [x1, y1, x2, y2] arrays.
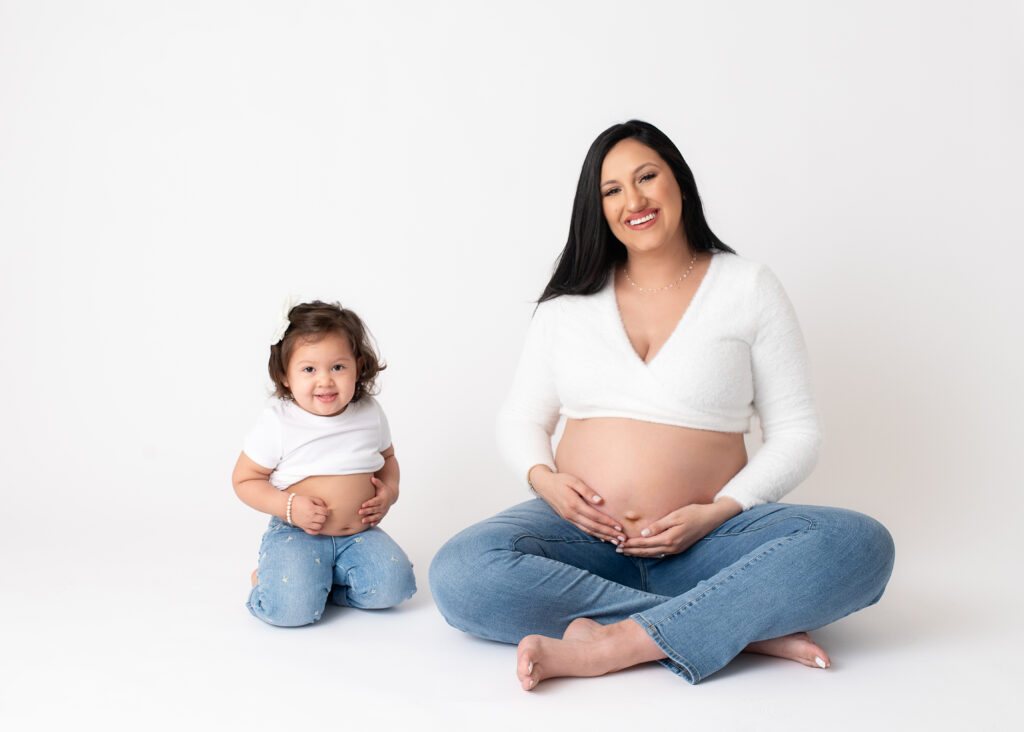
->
[[527, 464, 553, 494], [709, 497, 742, 524]]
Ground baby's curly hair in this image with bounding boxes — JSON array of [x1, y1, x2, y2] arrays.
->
[[268, 300, 385, 403]]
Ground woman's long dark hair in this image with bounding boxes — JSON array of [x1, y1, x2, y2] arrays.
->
[[538, 120, 734, 303]]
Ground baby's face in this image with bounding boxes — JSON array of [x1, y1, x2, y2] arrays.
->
[[282, 332, 359, 417]]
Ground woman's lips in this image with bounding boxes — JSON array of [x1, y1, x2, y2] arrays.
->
[[625, 209, 659, 230]]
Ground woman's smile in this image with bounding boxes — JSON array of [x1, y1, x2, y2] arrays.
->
[[626, 208, 659, 229]]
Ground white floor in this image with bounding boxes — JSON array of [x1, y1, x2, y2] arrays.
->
[[3, 512, 1018, 732]]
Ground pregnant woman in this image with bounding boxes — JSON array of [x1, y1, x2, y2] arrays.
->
[[429, 120, 894, 690]]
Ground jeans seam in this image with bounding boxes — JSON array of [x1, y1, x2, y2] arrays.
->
[[509, 534, 605, 551], [637, 558, 649, 593], [709, 514, 815, 538]]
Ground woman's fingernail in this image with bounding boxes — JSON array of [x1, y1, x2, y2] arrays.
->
[[641, 529, 651, 537], [815, 656, 827, 669], [614, 525, 622, 531], [610, 539, 618, 546], [615, 547, 624, 553], [528, 661, 533, 673], [528, 678, 535, 689], [617, 535, 625, 542], [591, 495, 601, 503]]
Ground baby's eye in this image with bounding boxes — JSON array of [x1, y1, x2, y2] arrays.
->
[[602, 187, 621, 197], [302, 366, 315, 373], [331, 364, 345, 372]]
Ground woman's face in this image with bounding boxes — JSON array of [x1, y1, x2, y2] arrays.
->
[[600, 138, 685, 255]]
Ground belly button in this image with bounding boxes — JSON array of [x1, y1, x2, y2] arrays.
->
[[624, 511, 641, 521]]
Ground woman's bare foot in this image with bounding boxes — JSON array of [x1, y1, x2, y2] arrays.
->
[[744, 632, 830, 669], [251, 569, 258, 587], [562, 617, 602, 641], [516, 618, 664, 691]]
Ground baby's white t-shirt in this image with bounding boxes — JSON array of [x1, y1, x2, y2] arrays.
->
[[243, 397, 391, 490]]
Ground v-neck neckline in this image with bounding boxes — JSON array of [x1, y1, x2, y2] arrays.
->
[[609, 252, 721, 367]]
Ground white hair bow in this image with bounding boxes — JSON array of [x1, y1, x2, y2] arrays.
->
[[270, 294, 301, 345]]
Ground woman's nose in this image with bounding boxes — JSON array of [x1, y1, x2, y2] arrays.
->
[[625, 185, 646, 211]]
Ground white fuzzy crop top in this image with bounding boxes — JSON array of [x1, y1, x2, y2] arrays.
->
[[496, 252, 822, 510]]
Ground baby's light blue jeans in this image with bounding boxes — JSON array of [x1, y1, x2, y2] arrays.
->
[[429, 499, 894, 683], [247, 517, 416, 627]]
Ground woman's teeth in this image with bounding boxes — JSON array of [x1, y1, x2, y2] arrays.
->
[[628, 212, 656, 225]]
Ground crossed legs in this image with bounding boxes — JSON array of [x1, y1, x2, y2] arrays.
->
[[430, 499, 894, 687]]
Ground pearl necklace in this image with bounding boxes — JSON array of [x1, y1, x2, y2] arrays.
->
[[623, 253, 698, 293]]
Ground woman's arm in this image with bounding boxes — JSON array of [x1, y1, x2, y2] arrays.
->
[[497, 303, 623, 542], [231, 451, 329, 534], [359, 445, 399, 526], [713, 265, 822, 510]]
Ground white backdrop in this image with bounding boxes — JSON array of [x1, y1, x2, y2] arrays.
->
[[2, 1, 1022, 729]]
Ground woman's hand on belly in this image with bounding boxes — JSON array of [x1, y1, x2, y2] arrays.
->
[[529, 466, 626, 544], [620, 497, 742, 557]]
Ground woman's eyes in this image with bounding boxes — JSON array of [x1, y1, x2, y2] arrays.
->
[[602, 173, 655, 197]]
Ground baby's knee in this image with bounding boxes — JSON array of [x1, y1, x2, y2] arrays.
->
[[247, 582, 330, 627], [345, 557, 417, 610]]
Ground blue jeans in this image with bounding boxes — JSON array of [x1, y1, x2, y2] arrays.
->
[[247, 518, 416, 627], [429, 499, 894, 683]]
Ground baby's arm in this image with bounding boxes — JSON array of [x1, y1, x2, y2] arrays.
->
[[359, 445, 400, 526], [232, 452, 329, 535]]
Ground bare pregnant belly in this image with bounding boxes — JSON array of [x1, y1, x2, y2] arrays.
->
[[555, 418, 748, 538], [288, 474, 375, 536]]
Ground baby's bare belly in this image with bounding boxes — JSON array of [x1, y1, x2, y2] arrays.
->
[[288, 474, 375, 536], [555, 418, 748, 538]]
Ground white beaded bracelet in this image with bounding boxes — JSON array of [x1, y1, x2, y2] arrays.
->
[[286, 492, 296, 525]]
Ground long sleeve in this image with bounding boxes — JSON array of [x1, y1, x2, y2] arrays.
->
[[495, 302, 562, 485], [714, 266, 822, 510]]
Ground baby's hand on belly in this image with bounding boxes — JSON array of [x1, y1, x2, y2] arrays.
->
[[358, 476, 397, 527], [291, 495, 330, 535], [290, 474, 376, 535]]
